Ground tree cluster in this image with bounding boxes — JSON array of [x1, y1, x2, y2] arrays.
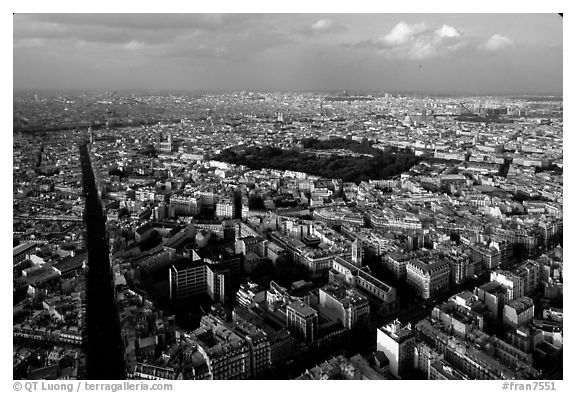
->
[[214, 139, 419, 183], [301, 136, 378, 155]]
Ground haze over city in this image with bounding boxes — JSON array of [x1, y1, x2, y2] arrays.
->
[[14, 13, 562, 94]]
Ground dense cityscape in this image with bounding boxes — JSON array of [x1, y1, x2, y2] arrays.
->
[[13, 89, 563, 380]]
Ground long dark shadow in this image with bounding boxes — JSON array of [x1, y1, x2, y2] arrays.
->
[[79, 142, 125, 379]]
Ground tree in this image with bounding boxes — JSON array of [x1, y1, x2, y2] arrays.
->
[[213, 142, 420, 184]]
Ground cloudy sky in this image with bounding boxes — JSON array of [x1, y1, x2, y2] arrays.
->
[[13, 13, 563, 94]]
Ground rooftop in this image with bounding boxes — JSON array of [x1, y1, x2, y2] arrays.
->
[[506, 297, 534, 313], [287, 301, 317, 318], [13, 242, 37, 258], [379, 319, 413, 341]]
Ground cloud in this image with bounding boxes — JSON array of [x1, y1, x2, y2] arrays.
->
[[483, 34, 514, 51], [13, 14, 262, 47], [165, 28, 294, 62], [294, 18, 347, 37], [436, 24, 461, 38], [344, 21, 466, 60], [14, 14, 293, 61], [15, 14, 244, 33], [383, 22, 426, 46], [310, 19, 346, 34], [123, 40, 147, 51]]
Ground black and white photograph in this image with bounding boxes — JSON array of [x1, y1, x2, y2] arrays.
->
[[10, 2, 567, 388]]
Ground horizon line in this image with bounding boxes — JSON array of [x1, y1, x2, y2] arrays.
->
[[13, 88, 563, 97]]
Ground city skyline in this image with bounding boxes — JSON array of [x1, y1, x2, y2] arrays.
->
[[13, 13, 562, 94], [13, 91, 564, 380]]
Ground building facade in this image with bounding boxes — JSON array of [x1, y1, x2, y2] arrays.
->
[[406, 259, 450, 299], [286, 301, 318, 344], [376, 319, 415, 379]]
